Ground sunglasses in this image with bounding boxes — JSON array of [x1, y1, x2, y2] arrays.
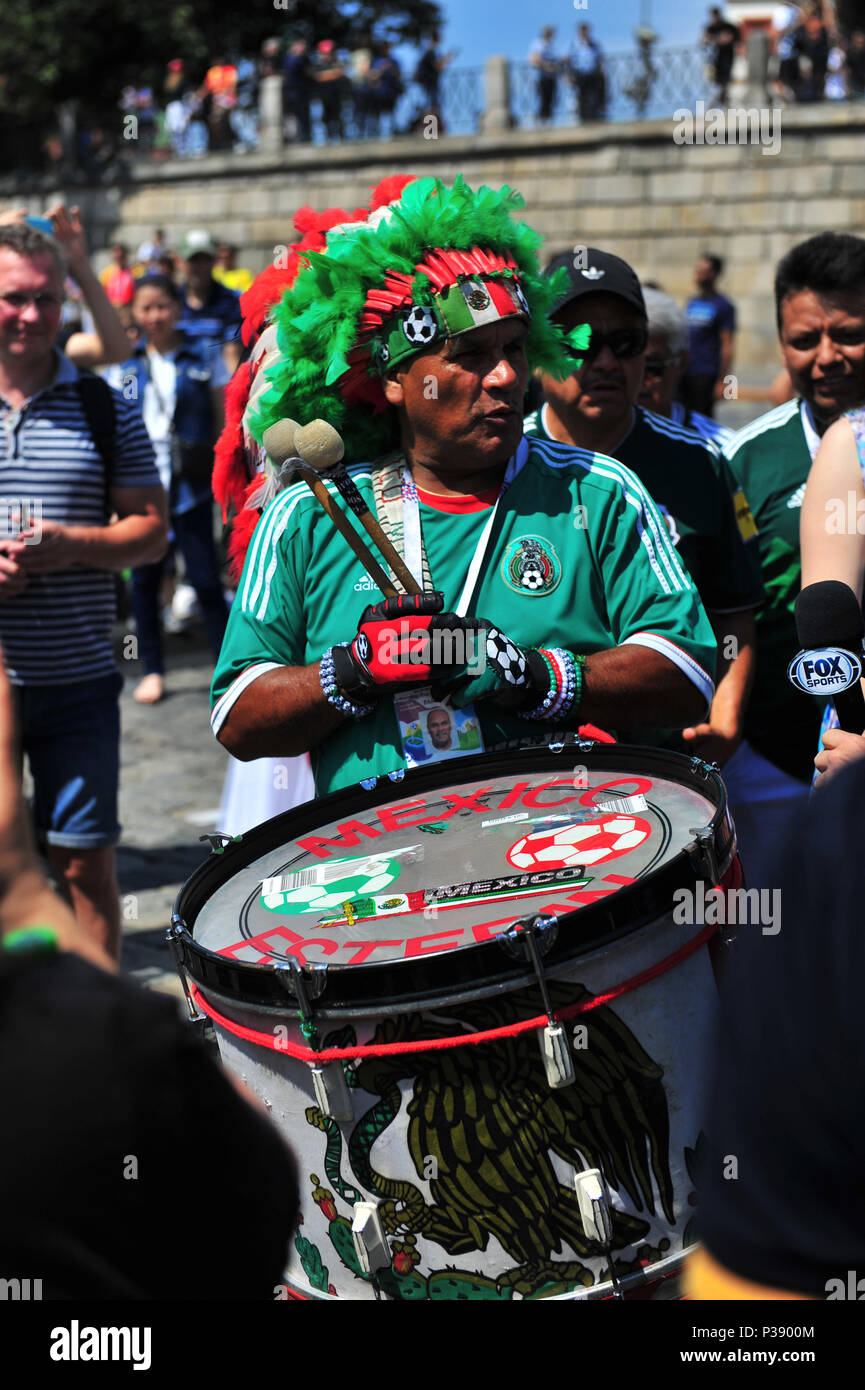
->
[[580, 325, 648, 361], [642, 354, 678, 379]]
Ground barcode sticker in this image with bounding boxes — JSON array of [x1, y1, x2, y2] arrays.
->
[[262, 845, 421, 896], [595, 794, 648, 815]]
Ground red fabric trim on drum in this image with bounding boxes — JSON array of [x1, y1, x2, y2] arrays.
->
[[188, 919, 718, 1061]]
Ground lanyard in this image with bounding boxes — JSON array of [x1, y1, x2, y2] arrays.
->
[[800, 398, 821, 464], [398, 437, 529, 616], [141, 349, 177, 430]]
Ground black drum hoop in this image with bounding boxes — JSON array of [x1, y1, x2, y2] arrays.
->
[[170, 745, 733, 1018]]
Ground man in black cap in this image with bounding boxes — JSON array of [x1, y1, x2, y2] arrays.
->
[[525, 247, 763, 768]]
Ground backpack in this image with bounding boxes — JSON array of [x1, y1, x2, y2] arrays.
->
[[76, 372, 116, 513]]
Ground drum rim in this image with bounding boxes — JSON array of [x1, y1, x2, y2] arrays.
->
[[170, 744, 733, 1016]]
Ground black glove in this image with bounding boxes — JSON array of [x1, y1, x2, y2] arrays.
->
[[432, 619, 551, 711], [331, 591, 470, 701]]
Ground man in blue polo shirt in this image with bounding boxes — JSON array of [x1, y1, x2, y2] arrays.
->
[[0, 220, 166, 959], [177, 229, 242, 372]]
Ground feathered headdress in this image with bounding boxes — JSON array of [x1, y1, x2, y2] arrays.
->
[[216, 175, 582, 580], [247, 174, 579, 463]]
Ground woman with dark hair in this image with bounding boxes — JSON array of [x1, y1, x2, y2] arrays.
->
[[110, 274, 229, 702]]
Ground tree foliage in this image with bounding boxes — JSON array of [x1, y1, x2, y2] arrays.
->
[[0, 0, 442, 124]]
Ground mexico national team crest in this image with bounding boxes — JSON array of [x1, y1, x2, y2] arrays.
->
[[501, 536, 561, 595]]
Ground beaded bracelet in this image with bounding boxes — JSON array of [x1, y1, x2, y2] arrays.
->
[[523, 647, 572, 721], [525, 649, 561, 719], [524, 647, 586, 723], [547, 648, 577, 721], [319, 647, 376, 720]]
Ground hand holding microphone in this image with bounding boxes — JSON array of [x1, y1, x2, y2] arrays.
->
[[789, 581, 865, 734]]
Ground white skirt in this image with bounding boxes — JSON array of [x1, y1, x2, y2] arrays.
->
[[219, 754, 316, 837]]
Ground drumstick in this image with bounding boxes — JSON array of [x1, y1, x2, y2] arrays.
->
[[262, 422, 398, 599], [294, 420, 422, 597]]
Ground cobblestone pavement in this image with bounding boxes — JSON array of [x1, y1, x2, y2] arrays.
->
[[113, 624, 230, 999]]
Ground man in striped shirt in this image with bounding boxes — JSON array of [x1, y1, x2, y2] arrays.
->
[[0, 221, 166, 957]]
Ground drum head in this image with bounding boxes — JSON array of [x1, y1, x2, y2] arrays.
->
[[174, 746, 732, 1015]]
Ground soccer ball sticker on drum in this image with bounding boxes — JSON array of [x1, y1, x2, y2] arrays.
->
[[260, 853, 404, 915], [506, 815, 651, 871]]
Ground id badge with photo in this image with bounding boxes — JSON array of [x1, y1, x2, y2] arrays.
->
[[393, 687, 485, 769]]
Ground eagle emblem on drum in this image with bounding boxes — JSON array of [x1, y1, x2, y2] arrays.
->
[[304, 982, 676, 1298], [501, 536, 561, 596]]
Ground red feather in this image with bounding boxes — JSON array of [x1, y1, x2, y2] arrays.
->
[[212, 362, 253, 520], [369, 174, 416, 209]]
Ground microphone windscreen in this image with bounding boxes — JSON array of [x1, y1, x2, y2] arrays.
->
[[795, 580, 864, 651]]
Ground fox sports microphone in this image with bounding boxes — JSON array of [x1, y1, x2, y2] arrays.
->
[[789, 580, 865, 734]]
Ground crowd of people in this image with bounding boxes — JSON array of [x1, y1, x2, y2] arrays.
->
[[16, 11, 865, 184], [2, 171, 865, 1304], [528, 22, 607, 124], [703, 2, 865, 106], [530, 6, 865, 127], [62, 31, 456, 174]]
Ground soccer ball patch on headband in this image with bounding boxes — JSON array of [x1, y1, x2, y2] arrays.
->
[[402, 305, 438, 346], [374, 273, 529, 374]]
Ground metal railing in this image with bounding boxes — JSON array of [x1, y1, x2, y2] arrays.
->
[[510, 47, 708, 128], [0, 43, 775, 183]]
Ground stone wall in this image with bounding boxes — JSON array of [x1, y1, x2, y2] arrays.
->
[[9, 101, 865, 372]]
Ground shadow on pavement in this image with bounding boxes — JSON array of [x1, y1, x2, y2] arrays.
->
[[117, 842, 210, 894]]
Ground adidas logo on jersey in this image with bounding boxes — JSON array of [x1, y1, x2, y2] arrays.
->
[[786, 484, 806, 509], [353, 575, 379, 592]]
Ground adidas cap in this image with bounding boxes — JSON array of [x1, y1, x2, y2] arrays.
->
[[545, 248, 646, 318]]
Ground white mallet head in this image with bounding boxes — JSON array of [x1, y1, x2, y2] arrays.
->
[[262, 419, 300, 468], [294, 419, 345, 472]]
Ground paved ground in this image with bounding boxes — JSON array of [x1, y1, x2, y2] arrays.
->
[[112, 623, 230, 999]]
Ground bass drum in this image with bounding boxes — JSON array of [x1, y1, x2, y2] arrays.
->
[[170, 744, 738, 1302]]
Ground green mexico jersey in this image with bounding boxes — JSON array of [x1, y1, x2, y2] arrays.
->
[[212, 436, 717, 796], [724, 398, 822, 781], [525, 404, 764, 614]]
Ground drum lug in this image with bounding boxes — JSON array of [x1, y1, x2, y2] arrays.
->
[[547, 734, 595, 754], [273, 958, 328, 1005], [502, 914, 575, 1090], [689, 756, 720, 780], [575, 1167, 613, 1244], [574, 1169, 624, 1300], [312, 1062, 354, 1123], [351, 1200, 392, 1282], [688, 825, 720, 884], [541, 1020, 576, 1089], [499, 912, 559, 960], [166, 917, 208, 1025], [198, 832, 242, 854]]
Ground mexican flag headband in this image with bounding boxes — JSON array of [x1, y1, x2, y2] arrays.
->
[[364, 247, 531, 375]]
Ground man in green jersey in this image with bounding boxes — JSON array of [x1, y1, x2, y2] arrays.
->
[[211, 177, 716, 797], [721, 232, 865, 882], [526, 248, 763, 770]]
